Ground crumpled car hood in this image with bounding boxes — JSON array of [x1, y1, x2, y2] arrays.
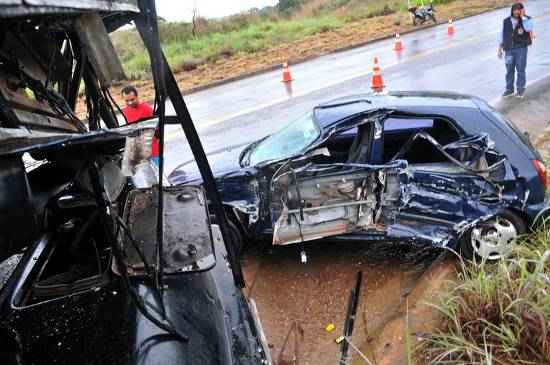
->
[[169, 142, 249, 185]]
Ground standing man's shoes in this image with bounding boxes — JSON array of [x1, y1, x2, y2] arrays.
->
[[502, 90, 515, 98], [516, 89, 526, 98]]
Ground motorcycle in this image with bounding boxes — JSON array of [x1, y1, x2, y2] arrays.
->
[[408, 1, 437, 25]]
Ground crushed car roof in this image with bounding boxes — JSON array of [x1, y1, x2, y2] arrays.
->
[[314, 91, 481, 129]]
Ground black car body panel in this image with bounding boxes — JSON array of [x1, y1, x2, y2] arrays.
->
[[169, 92, 548, 249], [0, 227, 265, 365]]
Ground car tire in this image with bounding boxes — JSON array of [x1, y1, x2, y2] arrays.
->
[[459, 210, 526, 261], [227, 219, 244, 257]]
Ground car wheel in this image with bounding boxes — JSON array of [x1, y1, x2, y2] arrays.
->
[[459, 210, 526, 261]]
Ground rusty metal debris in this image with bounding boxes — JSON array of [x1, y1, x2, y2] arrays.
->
[[277, 321, 304, 365]]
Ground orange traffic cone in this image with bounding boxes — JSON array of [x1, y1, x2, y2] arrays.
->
[[394, 33, 403, 51], [371, 57, 385, 92], [282, 62, 293, 82], [447, 18, 455, 35]]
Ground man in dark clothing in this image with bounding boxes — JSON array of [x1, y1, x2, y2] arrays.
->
[[121, 85, 154, 123], [498, 3, 534, 98]]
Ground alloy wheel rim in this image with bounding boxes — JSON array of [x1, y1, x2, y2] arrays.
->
[[470, 217, 518, 260]]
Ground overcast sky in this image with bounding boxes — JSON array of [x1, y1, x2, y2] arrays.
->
[[155, 0, 279, 22]]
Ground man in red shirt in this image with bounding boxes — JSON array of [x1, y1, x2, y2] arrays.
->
[[121, 85, 154, 123], [121, 85, 159, 164]]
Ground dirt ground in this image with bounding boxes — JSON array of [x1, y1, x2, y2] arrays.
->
[[104, 0, 509, 107], [241, 240, 445, 365]]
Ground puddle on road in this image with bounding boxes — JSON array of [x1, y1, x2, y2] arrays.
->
[[242, 240, 442, 365]]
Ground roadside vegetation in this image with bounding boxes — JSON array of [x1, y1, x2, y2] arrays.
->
[[112, 0, 506, 80], [114, 0, 404, 79], [420, 223, 550, 364]]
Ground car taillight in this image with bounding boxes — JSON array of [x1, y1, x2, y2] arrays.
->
[[531, 160, 547, 190]]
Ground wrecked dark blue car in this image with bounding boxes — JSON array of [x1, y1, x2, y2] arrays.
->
[[170, 92, 549, 261]]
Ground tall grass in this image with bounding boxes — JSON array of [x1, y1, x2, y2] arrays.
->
[[420, 224, 550, 364], [113, 14, 345, 79], [163, 15, 344, 62]]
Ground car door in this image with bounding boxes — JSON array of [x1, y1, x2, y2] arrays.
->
[[270, 160, 406, 246], [269, 122, 406, 246]]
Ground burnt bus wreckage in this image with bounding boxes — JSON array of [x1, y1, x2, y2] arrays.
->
[[0, 1, 269, 364]]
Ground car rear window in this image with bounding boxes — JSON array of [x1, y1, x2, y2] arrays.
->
[[340, 118, 435, 136], [489, 110, 540, 159], [384, 117, 434, 133]]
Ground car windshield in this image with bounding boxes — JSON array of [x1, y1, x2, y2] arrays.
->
[[248, 112, 320, 166]]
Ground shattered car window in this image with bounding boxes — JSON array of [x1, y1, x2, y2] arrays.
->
[[249, 112, 320, 166]]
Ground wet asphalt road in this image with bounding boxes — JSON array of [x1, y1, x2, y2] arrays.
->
[[162, 0, 550, 173]]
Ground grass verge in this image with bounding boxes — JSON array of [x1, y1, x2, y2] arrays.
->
[[419, 224, 550, 364]]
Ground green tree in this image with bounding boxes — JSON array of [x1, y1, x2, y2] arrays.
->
[[277, 0, 301, 13]]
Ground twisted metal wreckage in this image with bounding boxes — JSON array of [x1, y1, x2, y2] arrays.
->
[[263, 111, 529, 249]]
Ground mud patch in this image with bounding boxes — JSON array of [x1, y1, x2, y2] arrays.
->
[[242, 240, 442, 364]]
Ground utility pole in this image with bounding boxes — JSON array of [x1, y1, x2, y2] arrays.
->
[[191, 0, 198, 37]]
